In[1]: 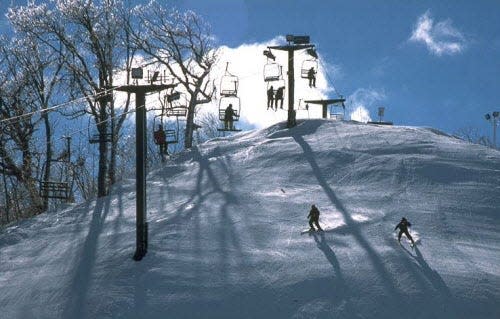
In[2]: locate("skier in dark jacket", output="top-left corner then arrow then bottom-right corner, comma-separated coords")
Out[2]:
394,217 -> 415,245
307,204 -> 323,231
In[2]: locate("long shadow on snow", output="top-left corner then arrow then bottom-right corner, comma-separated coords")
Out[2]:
62,197 -> 111,319
311,232 -> 358,316
152,146 -> 246,297
399,243 -> 460,317
289,129 -> 407,312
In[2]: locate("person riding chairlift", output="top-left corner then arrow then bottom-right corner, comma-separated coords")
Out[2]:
154,124 -> 168,155
307,67 -> 316,88
224,104 -> 236,130
267,86 -> 274,110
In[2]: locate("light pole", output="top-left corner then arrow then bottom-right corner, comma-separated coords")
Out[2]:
484,111 -> 499,148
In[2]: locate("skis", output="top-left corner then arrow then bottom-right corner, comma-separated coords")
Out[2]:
399,238 -> 420,249
300,228 -> 325,235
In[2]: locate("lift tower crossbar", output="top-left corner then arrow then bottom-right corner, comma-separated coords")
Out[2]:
115,83 -> 176,261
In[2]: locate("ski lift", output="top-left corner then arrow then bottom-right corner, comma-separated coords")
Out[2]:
163,91 -> 188,117
264,63 -> 283,82
329,103 -> 345,121
263,49 -> 283,82
220,62 -> 239,96
153,114 -> 178,146
39,138 -> 72,200
217,96 -> 241,132
267,81 -> 286,110
88,116 -> 113,144
301,59 -> 318,79
266,64 -> 285,90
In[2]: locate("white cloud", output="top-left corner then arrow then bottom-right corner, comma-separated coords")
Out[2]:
347,88 -> 386,123
409,11 -> 466,56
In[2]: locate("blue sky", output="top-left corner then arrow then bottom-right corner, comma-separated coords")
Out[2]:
2,0 -> 500,138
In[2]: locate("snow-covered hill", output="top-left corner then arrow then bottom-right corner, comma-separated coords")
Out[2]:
1,119 -> 499,319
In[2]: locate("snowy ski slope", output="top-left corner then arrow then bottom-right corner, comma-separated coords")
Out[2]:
1,119 -> 499,319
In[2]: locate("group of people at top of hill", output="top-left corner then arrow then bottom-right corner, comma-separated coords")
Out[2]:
307,204 -> 416,246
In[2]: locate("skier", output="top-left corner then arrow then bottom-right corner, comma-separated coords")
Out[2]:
394,217 -> 415,246
307,204 -> 323,231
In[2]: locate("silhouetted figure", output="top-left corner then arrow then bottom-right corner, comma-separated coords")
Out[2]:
153,124 -> 168,155
307,67 -> 316,87
267,86 -> 274,110
224,104 -> 236,130
275,86 -> 284,110
307,204 -> 323,231
394,217 -> 415,245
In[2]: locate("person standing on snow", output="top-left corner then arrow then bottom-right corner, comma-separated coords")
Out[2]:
394,217 -> 415,245
308,204 -> 323,231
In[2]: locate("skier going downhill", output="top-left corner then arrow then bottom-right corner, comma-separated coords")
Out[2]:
394,217 -> 415,246
307,204 -> 323,231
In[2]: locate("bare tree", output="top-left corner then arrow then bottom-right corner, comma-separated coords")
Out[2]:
8,0 -> 134,197
130,1 -> 219,149
0,38 -> 44,215
194,111 -> 222,144
453,126 -> 492,147
10,35 -> 65,209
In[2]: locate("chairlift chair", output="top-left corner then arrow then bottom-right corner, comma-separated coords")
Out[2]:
39,159 -> 70,200
217,96 -> 242,132
329,104 -> 345,121
163,91 -> 188,117
263,62 -> 283,82
267,81 -> 286,110
220,62 -> 239,96
267,80 -> 286,95
301,59 -> 318,79
153,115 -> 178,145
88,116 -> 113,144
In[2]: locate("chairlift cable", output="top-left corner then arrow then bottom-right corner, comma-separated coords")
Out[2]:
317,58 -> 342,98
32,100 -> 154,154
0,85 -> 126,126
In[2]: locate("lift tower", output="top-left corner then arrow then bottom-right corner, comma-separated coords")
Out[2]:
268,35 -> 315,128
115,68 -> 176,261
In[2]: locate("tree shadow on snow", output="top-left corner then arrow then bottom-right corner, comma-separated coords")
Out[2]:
151,146 -> 247,299
291,130 -> 408,313
62,197 -> 111,319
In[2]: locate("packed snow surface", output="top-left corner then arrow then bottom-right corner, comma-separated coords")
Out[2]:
1,120 -> 499,318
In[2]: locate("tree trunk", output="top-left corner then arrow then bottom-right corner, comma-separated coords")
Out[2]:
2,170 -> 9,223
184,98 -> 197,149
97,100 -> 109,197
42,112 -> 51,210
108,102 -> 116,186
